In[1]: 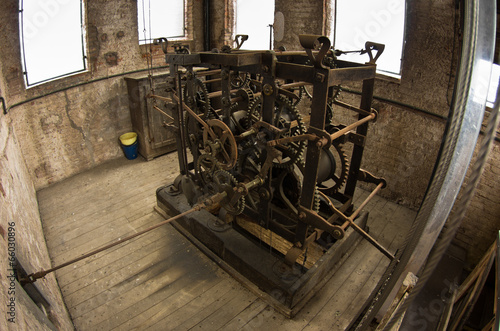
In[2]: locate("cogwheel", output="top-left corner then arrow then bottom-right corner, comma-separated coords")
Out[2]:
230,71 -> 250,88
313,185 -> 321,212
212,170 -> 246,215
195,154 -> 219,185
318,143 -> 350,195
234,87 -> 255,111
183,78 -> 211,119
299,84 -> 313,101
245,95 -> 307,168
329,85 -> 342,102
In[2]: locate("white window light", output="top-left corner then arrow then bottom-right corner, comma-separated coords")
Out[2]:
333,0 -> 406,77
138,0 -> 185,45
235,0 -> 275,50
19,0 -> 87,87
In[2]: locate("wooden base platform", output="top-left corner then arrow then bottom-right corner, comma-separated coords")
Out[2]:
38,153 -> 416,330
157,188 -> 368,317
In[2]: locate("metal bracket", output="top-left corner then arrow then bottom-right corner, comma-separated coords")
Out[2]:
153,37 -> 169,54
347,132 -> 366,146
358,169 -> 387,188
234,34 -> 249,50
364,41 -> 385,64
298,206 -> 345,240
299,34 -> 331,69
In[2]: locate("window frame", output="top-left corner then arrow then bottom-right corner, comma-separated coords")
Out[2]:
19,0 -> 88,87
331,0 -> 407,79
234,0 -> 276,50
137,0 -> 187,45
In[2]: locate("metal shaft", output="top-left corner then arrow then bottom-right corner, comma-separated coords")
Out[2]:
22,192 -> 226,284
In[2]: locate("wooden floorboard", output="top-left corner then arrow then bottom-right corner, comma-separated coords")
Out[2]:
37,153 -> 416,330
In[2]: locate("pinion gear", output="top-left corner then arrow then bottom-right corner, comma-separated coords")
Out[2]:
212,170 -> 245,215
245,95 -> 307,168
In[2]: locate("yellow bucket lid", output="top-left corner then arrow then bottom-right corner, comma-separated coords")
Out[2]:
119,132 -> 137,146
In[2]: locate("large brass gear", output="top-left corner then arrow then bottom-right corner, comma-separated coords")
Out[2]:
245,95 -> 307,169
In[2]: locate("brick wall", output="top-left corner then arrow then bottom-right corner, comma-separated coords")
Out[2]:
0,115 -> 74,330
275,0 -> 500,265
0,0 -> 203,189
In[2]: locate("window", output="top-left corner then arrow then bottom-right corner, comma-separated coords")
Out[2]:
235,0 -> 275,50
333,0 -> 406,77
19,0 -> 87,87
137,0 -> 185,45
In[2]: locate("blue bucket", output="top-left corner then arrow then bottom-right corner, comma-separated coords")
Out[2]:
121,141 -> 138,160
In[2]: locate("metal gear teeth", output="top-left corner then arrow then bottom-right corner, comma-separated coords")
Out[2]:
244,95 -> 307,169
213,170 -> 246,215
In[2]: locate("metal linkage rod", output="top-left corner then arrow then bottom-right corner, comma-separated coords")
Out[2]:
280,81 -> 311,89
330,112 -> 376,142
21,192 -> 227,284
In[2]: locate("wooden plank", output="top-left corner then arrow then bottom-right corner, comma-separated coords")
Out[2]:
71,243 -> 218,329
45,193 -> 158,250
50,212 -> 164,265
189,289 -> 258,330
54,221 -> 170,279
67,238 -> 194,319
59,229 -> 181,297
38,157 -> 175,222
220,300 -> 269,330
243,239 -> 386,330
110,276 -> 225,331
43,179 -> 162,238
138,276 -> 236,330
148,286 -> 242,330
236,216 -> 324,269
38,159 -> 175,223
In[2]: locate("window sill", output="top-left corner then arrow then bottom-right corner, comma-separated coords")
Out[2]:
375,72 -> 401,84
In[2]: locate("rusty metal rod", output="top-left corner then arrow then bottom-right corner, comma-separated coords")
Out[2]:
207,89 -> 239,99
330,112 -> 376,141
324,181 -> 393,260
205,78 -> 222,84
280,81 -> 311,89
231,96 -> 244,103
196,69 -> 222,76
350,181 -> 385,220
171,93 -> 212,136
21,193 -> 226,284
148,94 -> 173,103
333,99 -> 372,116
152,105 -> 174,121
346,216 -> 395,260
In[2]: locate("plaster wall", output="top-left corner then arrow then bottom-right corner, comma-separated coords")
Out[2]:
0,115 -> 74,330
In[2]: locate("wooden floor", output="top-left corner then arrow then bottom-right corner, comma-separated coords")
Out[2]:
37,153 -> 416,331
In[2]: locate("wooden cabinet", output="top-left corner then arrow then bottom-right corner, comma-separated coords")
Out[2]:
125,71 -> 176,160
